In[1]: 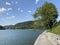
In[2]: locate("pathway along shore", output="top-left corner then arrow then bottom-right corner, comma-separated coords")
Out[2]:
34,31 -> 60,45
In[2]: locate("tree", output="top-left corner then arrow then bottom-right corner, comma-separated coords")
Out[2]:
33,2 -> 58,29
0,25 -> 5,30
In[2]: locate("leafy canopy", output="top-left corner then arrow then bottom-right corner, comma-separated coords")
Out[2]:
33,2 -> 58,29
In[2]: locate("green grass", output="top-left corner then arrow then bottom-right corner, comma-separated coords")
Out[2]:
47,24 -> 60,35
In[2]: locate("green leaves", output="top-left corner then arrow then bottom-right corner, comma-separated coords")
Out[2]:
33,2 -> 58,29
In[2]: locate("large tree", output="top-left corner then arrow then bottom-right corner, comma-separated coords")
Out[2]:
33,2 -> 58,29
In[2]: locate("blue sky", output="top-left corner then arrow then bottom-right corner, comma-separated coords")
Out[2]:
0,0 -> 60,26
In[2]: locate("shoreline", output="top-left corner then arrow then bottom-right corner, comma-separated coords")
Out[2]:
34,31 -> 60,45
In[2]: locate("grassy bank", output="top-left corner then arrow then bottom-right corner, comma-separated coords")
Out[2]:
47,24 -> 60,35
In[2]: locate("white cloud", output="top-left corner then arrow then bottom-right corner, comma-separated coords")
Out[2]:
28,10 -> 32,13
20,10 -> 23,12
6,13 -> 9,15
15,1 -> 18,4
6,2 -> 11,5
0,7 -> 13,13
35,0 -> 39,4
10,16 -> 15,18
0,8 -> 6,13
18,8 -> 20,11
7,8 -> 12,11
7,16 -> 15,19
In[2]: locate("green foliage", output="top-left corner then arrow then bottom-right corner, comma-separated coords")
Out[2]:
0,25 -> 5,30
47,23 -> 60,35
15,21 -> 34,29
33,20 -> 45,30
33,2 -> 58,29
4,25 -> 15,29
4,21 -> 44,29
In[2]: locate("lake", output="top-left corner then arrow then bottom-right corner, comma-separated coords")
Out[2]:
0,30 -> 44,45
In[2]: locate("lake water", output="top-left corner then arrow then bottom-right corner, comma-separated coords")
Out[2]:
0,30 -> 44,45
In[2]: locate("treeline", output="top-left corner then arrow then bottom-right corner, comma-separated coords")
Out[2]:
0,25 -> 5,30
0,21 -> 60,30
4,21 -> 44,29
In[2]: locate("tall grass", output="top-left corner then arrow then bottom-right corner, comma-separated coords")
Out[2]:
47,24 -> 60,35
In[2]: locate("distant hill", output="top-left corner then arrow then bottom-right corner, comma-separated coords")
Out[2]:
4,25 -> 15,29
15,21 -> 34,29
4,21 -> 44,29
0,25 -> 5,30
4,21 -> 34,29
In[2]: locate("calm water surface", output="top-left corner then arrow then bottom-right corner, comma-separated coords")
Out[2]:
0,30 -> 44,45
